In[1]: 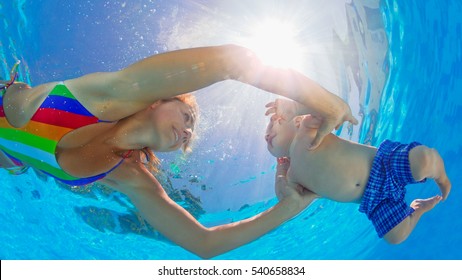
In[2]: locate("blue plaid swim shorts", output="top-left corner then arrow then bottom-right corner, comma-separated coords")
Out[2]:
359,140 -> 426,238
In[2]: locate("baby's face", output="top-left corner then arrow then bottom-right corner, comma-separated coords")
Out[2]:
265,117 -> 297,157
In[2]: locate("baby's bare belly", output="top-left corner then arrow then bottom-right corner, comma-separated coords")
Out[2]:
294,172 -> 367,203
289,134 -> 376,203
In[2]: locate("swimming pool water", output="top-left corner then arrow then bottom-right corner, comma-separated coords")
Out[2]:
1,0 -> 461,260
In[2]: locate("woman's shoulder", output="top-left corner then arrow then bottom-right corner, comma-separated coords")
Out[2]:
103,150 -> 159,191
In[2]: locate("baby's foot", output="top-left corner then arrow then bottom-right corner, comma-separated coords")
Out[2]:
410,196 -> 442,213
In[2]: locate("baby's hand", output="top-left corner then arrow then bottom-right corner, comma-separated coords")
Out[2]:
265,98 -> 298,121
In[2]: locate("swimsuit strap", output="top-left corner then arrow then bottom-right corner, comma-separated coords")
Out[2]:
141,147 -> 151,162
122,149 -> 151,165
121,148 -> 151,163
122,150 -> 134,159
100,150 -> 134,178
0,60 -> 21,95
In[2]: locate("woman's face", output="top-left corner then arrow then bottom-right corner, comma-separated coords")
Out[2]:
149,100 -> 196,152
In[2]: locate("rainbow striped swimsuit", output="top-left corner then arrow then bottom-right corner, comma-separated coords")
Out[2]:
0,83 -> 121,185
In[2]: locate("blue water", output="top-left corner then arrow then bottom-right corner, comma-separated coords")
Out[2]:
1,0 -> 461,260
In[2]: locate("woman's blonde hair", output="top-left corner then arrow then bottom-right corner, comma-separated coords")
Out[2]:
143,93 -> 199,174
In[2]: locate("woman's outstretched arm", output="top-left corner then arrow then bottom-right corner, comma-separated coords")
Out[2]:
70,45 -> 356,144
6,45 -> 357,145
105,157 -> 316,259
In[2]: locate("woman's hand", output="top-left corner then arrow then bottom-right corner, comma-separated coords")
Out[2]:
311,99 -> 357,150
274,157 -> 319,212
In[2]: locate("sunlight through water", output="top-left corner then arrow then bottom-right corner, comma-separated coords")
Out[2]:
240,19 -> 305,69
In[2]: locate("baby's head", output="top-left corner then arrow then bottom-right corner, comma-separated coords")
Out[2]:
265,116 -> 301,157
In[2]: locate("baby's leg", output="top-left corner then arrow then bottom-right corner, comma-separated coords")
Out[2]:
384,196 -> 441,244
409,146 -> 451,200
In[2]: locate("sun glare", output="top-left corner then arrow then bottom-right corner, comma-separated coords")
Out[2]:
242,19 -> 305,69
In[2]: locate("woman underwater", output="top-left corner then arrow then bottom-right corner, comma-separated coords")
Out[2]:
0,44 -> 357,258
